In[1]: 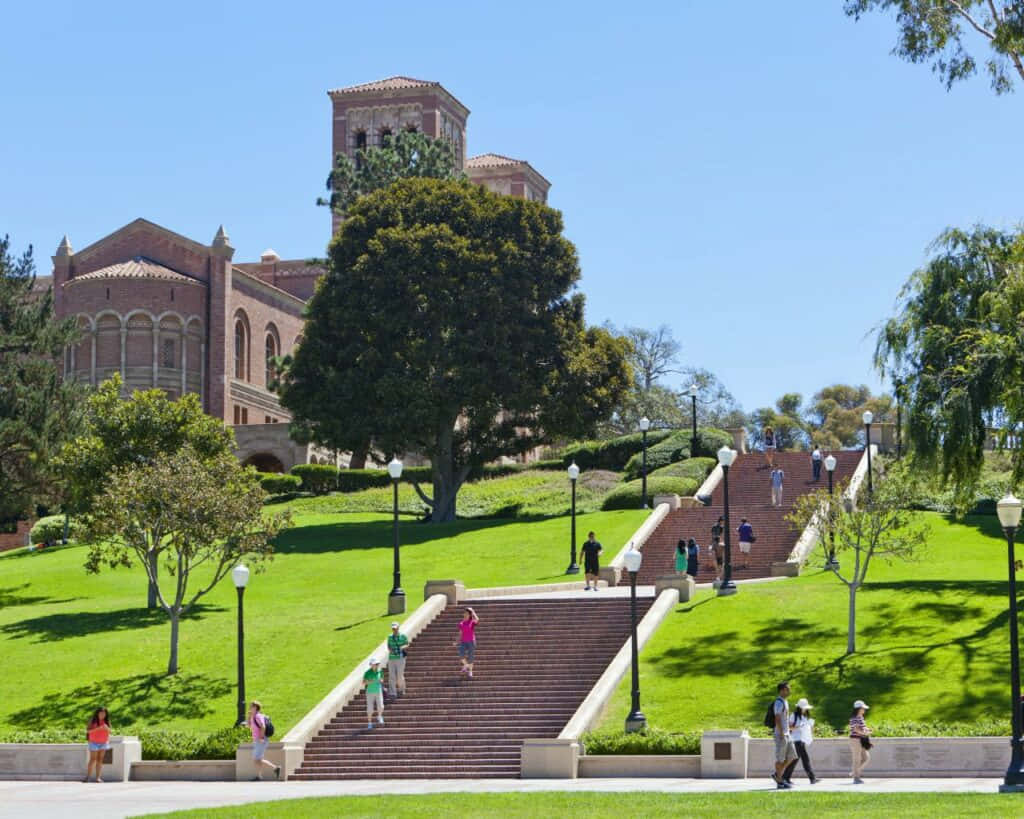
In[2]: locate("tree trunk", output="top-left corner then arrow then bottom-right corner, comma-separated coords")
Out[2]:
847,583 -> 858,655
167,610 -> 180,675
147,550 -> 158,609
431,419 -> 458,523
349,440 -> 370,470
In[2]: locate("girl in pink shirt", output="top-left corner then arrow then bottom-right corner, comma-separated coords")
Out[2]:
84,707 -> 111,783
454,607 -> 480,678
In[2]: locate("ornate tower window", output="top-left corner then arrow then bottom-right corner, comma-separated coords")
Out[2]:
265,330 -> 279,386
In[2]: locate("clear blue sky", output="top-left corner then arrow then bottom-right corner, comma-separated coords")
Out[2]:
3,1 -> 1022,413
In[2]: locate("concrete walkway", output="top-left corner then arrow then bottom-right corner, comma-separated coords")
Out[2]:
0,777 -> 1005,819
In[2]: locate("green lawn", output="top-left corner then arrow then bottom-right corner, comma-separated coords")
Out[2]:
0,508 -> 644,737
595,512 -> 1017,738
138,791 -> 1014,818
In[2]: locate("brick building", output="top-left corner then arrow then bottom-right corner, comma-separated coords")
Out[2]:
52,77 -> 549,473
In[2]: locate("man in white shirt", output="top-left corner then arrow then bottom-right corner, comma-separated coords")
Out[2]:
811,446 -> 822,481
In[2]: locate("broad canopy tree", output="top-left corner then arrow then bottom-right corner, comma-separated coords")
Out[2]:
0,236 -> 81,521
280,177 -> 631,522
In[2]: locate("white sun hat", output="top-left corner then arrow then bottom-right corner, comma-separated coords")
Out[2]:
853,699 -> 869,710
795,698 -> 813,709
368,657 -> 381,666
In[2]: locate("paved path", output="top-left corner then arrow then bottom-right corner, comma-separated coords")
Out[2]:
0,777 -> 1004,819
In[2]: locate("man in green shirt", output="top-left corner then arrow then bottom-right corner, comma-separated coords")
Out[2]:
387,621 -> 409,700
362,657 -> 384,730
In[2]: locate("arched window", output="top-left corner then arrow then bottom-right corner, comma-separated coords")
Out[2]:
234,313 -> 249,380
265,330 -> 278,386
379,127 -> 392,146
355,130 -> 367,150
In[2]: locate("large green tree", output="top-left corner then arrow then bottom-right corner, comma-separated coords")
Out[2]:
61,375 -> 236,606
280,177 -> 631,522
806,384 -> 894,449
876,225 -> 1024,509
0,236 -> 80,522
845,0 -> 1024,94
83,446 -> 289,675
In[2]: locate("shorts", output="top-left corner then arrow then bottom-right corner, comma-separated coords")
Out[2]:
458,641 -> 476,662
774,735 -> 797,764
252,738 -> 269,760
687,561 -> 699,576
87,741 -> 109,752
739,541 -> 752,554
584,559 -> 600,575
715,556 -> 724,567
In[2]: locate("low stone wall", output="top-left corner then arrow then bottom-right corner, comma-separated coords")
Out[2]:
0,736 -> 140,781
130,760 -> 235,781
579,754 -> 700,778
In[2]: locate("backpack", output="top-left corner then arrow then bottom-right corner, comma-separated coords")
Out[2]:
764,698 -> 782,728
263,714 -> 275,738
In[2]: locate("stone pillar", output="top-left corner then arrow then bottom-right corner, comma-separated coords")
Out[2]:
119,325 -> 127,383
208,226 -> 235,421
700,730 -> 749,778
423,579 -> 464,605
151,325 -> 159,387
180,328 -> 187,396
521,738 -> 579,779
655,574 -> 695,602
90,329 -> 97,385
50,235 -> 72,319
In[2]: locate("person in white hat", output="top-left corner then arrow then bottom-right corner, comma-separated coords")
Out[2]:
362,657 -> 385,730
387,621 -> 409,700
789,698 -> 818,784
849,700 -> 872,783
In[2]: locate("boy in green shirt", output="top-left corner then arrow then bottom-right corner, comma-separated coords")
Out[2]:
387,621 -> 409,700
362,657 -> 384,730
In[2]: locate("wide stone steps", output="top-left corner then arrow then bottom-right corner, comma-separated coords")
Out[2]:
292,597 -> 653,780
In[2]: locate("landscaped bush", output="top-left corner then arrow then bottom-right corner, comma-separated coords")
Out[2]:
649,457 -> 716,482
623,432 -> 690,480
559,430 -> 674,471
600,475 -> 699,510
525,459 -> 567,471
581,727 -> 702,755
335,466 -> 433,492
28,515 -> 81,544
692,427 -> 733,458
290,464 -> 339,495
258,473 -> 302,496
0,725 -> 250,760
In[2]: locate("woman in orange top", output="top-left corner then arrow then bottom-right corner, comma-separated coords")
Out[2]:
85,707 -> 112,783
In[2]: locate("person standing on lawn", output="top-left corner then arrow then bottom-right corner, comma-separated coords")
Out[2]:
387,621 -> 409,701
84,707 -> 112,783
581,531 -> 603,591
247,701 -> 281,780
363,658 -> 385,730
771,681 -> 798,789
455,607 -> 480,677
849,699 -> 872,784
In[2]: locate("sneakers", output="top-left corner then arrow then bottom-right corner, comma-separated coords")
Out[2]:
777,781 -> 793,790
809,777 -> 819,784
853,777 -> 865,784
367,721 -> 374,730
378,716 -> 385,725
274,766 -> 281,780
584,585 -> 591,591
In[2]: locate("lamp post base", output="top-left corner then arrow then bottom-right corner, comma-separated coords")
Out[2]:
999,784 -> 1024,793
625,712 -> 647,734
565,564 -> 580,575
388,591 -> 406,615
717,582 -> 738,597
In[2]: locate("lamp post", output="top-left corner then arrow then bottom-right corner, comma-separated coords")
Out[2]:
862,411 -> 874,498
566,462 -> 580,574
825,454 -> 837,568
387,457 -> 405,615
623,547 -> 646,733
998,494 -> 1024,791
231,564 -> 250,727
717,445 -> 738,596
639,416 -> 651,509
688,384 -> 698,456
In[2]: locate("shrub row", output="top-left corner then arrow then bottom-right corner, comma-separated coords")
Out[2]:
558,430 -> 674,472
0,725 -> 250,760
28,515 -> 82,544
581,728 -> 702,756
600,475 -> 700,510
623,431 -> 690,480
256,472 -> 302,496
649,457 -> 716,482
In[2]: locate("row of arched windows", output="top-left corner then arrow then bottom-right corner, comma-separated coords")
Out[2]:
233,311 -> 280,387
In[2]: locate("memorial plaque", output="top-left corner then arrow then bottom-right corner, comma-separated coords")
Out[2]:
714,742 -> 731,761
923,746 -> 952,769
893,745 -> 921,770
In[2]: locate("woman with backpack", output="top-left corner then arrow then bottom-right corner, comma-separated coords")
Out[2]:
247,700 -> 281,781
849,699 -> 872,784
789,698 -> 818,784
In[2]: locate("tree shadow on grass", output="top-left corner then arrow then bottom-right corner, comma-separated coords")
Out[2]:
1,604 -> 223,644
273,517 -> 518,556
8,671 -> 232,729
0,583 -> 82,609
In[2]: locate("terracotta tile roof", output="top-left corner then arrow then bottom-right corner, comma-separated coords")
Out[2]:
328,76 -> 438,95
67,257 -> 199,285
466,153 -> 527,169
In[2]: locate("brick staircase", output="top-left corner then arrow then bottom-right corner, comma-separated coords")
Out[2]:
292,596 -> 654,779
622,450 -> 862,586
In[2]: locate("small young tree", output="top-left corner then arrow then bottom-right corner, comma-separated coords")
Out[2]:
788,465 -> 929,654
82,446 -> 291,675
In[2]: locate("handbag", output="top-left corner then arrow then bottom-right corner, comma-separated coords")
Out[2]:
859,736 -> 873,750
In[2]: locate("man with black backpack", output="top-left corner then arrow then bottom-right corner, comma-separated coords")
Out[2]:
767,681 -> 798,789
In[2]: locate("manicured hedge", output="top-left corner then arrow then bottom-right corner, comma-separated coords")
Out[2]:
582,727 -> 702,755
28,515 -> 81,544
558,430 -> 674,472
290,464 -> 339,495
623,431 -> 690,480
0,726 -> 250,760
258,473 -> 302,496
524,459 -> 567,471
691,427 -> 734,458
649,456 -> 716,482
600,475 -> 700,510
335,466 -> 433,493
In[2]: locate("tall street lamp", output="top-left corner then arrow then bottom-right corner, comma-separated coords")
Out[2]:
825,454 -> 837,568
623,547 -> 647,733
566,462 -> 580,574
232,564 -> 250,727
688,384 -> 699,456
998,494 -> 1024,791
388,457 -> 405,615
717,445 -> 738,596
639,416 -> 651,509
862,411 -> 874,498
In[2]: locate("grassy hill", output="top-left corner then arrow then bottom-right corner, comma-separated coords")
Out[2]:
594,511 -> 1016,739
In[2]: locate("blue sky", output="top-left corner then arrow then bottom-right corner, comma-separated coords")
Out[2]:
3,1 -> 1022,413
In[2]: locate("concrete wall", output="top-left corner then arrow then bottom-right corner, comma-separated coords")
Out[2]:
0,737 -> 140,781
130,760 -> 235,781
